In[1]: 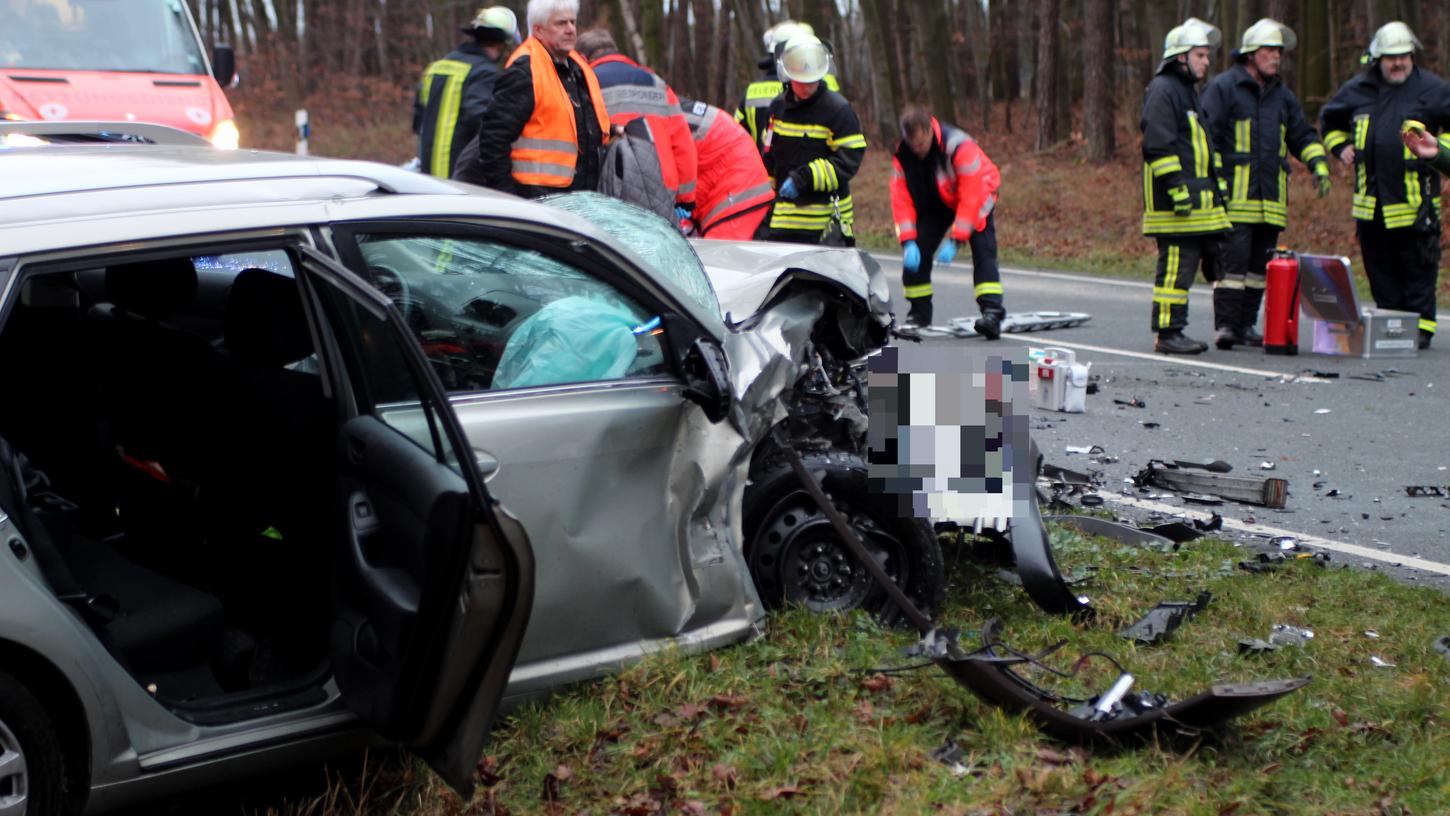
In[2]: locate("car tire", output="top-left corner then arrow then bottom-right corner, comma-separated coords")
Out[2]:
0,670 -> 68,816
744,451 -> 944,623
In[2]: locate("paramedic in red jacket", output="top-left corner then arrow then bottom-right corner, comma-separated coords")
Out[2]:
677,96 -> 775,240
890,105 -> 1006,338
577,29 -> 698,220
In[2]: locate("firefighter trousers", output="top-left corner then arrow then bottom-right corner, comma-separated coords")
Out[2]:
1151,234 -> 1222,334
1357,219 -> 1441,339
902,210 -> 1004,323
1214,223 -> 1278,332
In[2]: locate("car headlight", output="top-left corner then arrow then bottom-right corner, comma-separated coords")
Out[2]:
209,118 -> 240,150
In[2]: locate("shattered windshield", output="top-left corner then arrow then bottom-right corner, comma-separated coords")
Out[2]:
540,191 -> 721,318
0,0 -> 207,74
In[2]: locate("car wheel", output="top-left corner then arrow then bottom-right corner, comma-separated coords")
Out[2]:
744,451 -> 944,622
0,671 -> 67,816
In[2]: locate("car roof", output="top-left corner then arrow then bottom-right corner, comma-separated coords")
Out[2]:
0,145 -> 725,339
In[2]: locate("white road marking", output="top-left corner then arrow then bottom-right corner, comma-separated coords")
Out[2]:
1102,491 -> 1450,577
995,335 -> 1332,383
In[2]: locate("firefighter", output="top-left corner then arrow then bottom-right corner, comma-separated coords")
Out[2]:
412,6 -> 517,178
452,0 -> 610,198
1140,17 -> 1231,355
1320,21 -> 1450,349
576,29 -> 698,219
890,104 -> 1005,337
733,20 -> 840,154
759,34 -> 867,246
678,96 -> 775,240
1201,18 -> 1330,350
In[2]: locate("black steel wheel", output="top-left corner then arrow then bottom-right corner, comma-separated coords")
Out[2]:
744,451 -> 944,621
0,670 -> 67,816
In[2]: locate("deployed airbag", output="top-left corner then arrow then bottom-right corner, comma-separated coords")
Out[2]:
492,296 -> 641,389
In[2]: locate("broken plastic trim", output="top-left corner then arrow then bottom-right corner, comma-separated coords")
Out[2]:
923,620 -> 1310,742
1118,591 -> 1211,645
1043,515 -> 1176,549
1014,449 -> 1094,617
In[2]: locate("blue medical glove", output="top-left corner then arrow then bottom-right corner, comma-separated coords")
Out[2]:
936,237 -> 957,265
778,176 -> 799,200
675,206 -> 692,222
902,240 -> 921,272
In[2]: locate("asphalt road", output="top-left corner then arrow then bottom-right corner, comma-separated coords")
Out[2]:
869,251 -> 1450,591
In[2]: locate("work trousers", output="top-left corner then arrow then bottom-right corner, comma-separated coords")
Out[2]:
902,209 -> 1004,320
1214,223 -> 1278,332
1357,219 -> 1441,338
1151,234 -> 1222,334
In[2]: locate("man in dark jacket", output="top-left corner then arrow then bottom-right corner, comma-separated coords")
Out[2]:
1320,21 -> 1450,349
760,34 -> 866,245
413,6 -> 516,178
452,0 -> 610,199
1201,18 -> 1329,349
1140,18 -> 1231,355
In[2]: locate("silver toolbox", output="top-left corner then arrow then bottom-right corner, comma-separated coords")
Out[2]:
1299,254 -> 1419,358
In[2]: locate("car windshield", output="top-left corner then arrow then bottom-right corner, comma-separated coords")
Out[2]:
540,191 -> 721,318
0,0 -> 207,74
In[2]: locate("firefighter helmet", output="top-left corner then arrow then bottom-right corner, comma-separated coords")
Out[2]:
1240,18 -> 1296,54
1162,17 -> 1221,60
461,6 -> 517,41
777,34 -> 832,84
1368,21 -> 1421,58
762,21 -> 815,56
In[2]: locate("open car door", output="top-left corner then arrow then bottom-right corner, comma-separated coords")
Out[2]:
296,246 -> 535,796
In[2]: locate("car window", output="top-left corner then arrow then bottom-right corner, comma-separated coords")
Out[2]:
354,233 -> 670,394
539,192 -> 721,318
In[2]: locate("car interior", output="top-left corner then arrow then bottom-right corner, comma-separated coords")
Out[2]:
0,249 -> 337,723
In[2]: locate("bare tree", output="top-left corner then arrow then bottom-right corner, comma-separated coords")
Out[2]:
1034,0 -> 1062,148
1084,0 -> 1115,161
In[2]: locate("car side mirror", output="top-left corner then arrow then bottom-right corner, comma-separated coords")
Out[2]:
681,337 -> 731,423
212,44 -> 237,87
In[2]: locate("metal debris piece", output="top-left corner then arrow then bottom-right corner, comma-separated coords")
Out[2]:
1140,421 -> 1161,429
1135,461 -> 1288,508
1406,485 -> 1450,497
1042,463 -> 1098,486
1182,493 -> 1226,505
1065,445 -> 1105,456
1143,512 -> 1223,544
1315,408 -> 1332,414
1273,536 -> 1300,551
1259,461 -> 1277,471
1364,630 -> 1380,639
1369,655 -> 1397,668
1042,514 -> 1176,548
1268,625 -> 1314,647
1113,398 -> 1147,408
1238,638 -> 1279,654
1119,591 -> 1212,645
1171,459 -> 1234,473
924,621 -> 1310,742
1080,494 -> 1104,507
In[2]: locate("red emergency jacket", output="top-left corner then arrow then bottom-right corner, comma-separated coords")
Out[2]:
679,98 -> 775,235
589,53 -> 698,206
890,117 -> 999,242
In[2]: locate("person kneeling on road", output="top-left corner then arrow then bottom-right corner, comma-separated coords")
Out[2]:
890,104 -> 1004,338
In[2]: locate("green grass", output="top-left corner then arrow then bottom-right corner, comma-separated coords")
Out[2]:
290,526 -> 1450,815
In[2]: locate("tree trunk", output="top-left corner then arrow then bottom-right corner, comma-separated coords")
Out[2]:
917,0 -> 956,118
1034,0 -> 1061,148
1084,0 -> 1115,161
862,0 -> 904,136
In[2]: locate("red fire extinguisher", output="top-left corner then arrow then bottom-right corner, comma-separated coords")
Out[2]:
1264,248 -> 1300,355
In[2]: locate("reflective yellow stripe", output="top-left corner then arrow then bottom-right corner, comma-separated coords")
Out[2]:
1301,143 -> 1326,163
1352,193 -> 1377,221
828,133 -> 867,149
1188,112 -> 1210,177
1142,208 -> 1232,235
1420,318 -> 1437,334
1324,130 -> 1350,151
772,121 -> 832,139
974,282 -> 1003,297
1216,278 -> 1246,290
422,59 -> 473,177
904,283 -> 933,298
1148,155 -> 1182,176
746,80 -> 782,101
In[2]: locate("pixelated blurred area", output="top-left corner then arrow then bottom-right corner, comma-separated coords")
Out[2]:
867,346 -> 1032,525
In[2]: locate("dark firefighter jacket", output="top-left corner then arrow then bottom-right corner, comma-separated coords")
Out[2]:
1140,60 -> 1231,236
732,65 -> 841,154
762,83 -> 866,234
413,42 -> 501,178
1201,63 -> 1327,228
452,42 -> 608,198
1320,65 -> 1450,230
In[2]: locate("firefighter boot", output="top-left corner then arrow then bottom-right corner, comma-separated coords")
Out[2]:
1213,286 -> 1240,350
973,307 -> 1005,340
1156,330 -> 1209,355
903,297 -> 933,329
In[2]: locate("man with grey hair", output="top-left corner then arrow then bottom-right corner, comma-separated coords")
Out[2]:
453,0 -> 611,198
1320,21 -> 1450,349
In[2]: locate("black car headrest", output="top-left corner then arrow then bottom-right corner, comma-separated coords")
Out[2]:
224,268 -> 313,367
105,257 -> 198,320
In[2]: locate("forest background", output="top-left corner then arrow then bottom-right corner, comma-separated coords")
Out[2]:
193,0 -> 1450,285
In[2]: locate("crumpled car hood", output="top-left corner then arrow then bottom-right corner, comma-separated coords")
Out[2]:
691,240 -> 893,329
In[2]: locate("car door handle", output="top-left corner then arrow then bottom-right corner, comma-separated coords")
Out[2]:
474,449 -> 499,480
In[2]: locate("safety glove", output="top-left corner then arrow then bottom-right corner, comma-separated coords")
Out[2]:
1169,184 -> 1192,216
936,237 -> 957,265
902,240 -> 921,272
778,176 -> 800,200
1314,164 -> 1332,198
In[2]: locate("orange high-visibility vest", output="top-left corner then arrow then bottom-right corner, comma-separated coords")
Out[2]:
506,37 -> 611,189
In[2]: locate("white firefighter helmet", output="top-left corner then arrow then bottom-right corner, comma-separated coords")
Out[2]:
461,6 -> 517,40
1368,21 -> 1421,58
777,33 -> 832,84
1240,18 -> 1296,54
762,20 -> 815,55
1163,17 -> 1221,60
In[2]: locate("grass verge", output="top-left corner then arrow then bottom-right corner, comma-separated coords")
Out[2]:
283,525 -> 1450,815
